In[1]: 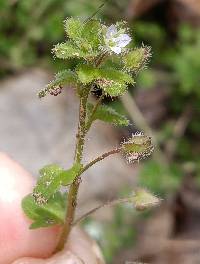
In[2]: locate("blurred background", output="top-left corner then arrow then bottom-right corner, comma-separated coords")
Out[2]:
1,0 -> 200,263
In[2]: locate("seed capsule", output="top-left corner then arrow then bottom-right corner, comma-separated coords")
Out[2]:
133,188 -> 161,211
121,133 -> 154,163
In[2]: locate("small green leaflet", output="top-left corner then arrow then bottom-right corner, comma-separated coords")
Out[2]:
22,192 -> 67,229
76,64 -> 134,96
38,70 -> 77,98
22,163 -> 82,229
33,163 -> 82,204
53,42 -> 87,59
64,18 -> 103,55
80,20 -> 103,50
103,82 -> 127,97
76,64 -> 134,85
64,18 -> 84,41
61,163 -> 83,185
87,103 -> 129,126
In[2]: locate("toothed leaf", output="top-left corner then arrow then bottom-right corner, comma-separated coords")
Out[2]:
61,163 -> 83,185
88,103 -> 129,126
22,192 -> 67,229
53,41 -> 87,59
22,193 -> 41,221
64,18 -> 103,54
64,18 -> 84,40
76,64 -> 134,85
33,164 -> 64,203
38,70 -> 77,98
81,20 -> 103,50
33,163 -> 82,204
102,82 -> 128,97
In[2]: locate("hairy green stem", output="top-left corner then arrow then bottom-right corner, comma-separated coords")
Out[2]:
81,147 -> 121,175
85,93 -> 104,131
55,53 -> 108,252
74,89 -> 90,163
55,88 -> 89,252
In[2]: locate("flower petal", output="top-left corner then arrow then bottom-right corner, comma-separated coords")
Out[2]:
114,34 -> 131,48
110,46 -> 122,54
106,24 -> 118,38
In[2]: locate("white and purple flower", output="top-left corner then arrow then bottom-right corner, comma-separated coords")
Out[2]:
104,24 -> 131,54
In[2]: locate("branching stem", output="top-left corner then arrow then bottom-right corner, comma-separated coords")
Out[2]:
55,51 -> 109,252
81,147 -> 121,174
73,197 -> 131,226
85,93 -> 104,131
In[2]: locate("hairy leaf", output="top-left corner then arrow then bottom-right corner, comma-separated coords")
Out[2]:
103,82 -> 128,97
61,163 -> 83,186
76,64 -> 134,85
53,41 -> 86,59
22,192 -> 67,229
64,18 -> 103,54
33,163 -> 82,204
77,64 -> 134,96
33,164 -> 64,203
81,20 -> 103,50
21,193 -> 40,221
38,70 -> 77,98
64,18 -> 84,40
88,103 -> 129,126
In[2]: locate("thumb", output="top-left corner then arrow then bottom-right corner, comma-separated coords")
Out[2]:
12,227 -> 105,264
0,153 -> 60,264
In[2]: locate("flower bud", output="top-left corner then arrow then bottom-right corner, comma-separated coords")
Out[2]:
133,188 -> 161,211
38,85 -> 63,98
123,45 -> 152,73
49,85 -> 63,96
121,133 -> 154,163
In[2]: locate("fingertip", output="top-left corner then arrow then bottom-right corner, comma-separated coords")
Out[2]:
0,154 -> 60,264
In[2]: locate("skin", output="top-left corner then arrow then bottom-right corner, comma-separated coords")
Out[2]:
0,153 -> 104,264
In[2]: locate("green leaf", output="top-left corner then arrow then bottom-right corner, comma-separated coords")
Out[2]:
33,163 -> 82,204
77,64 -> 134,84
61,163 -> 83,186
100,68 -> 134,85
21,193 -> 40,221
22,192 -> 67,229
64,18 -> 84,41
53,41 -> 86,59
33,164 -> 64,203
38,70 -> 77,98
81,20 -> 103,50
29,219 -> 52,229
64,18 -> 103,54
103,82 -> 128,97
88,103 -> 129,126
76,64 -> 134,95
76,64 -> 96,84
34,192 -> 66,225
55,19 -> 103,61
